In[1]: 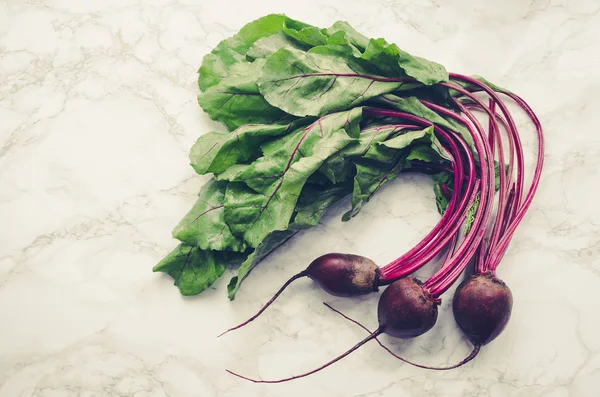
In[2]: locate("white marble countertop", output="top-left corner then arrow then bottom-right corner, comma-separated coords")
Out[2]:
2,1 -> 599,396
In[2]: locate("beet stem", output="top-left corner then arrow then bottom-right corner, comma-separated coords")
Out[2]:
323,303 -> 481,370
487,92 -> 544,270
363,110 -> 477,281
226,327 -> 383,383
424,91 -> 498,296
218,270 -> 308,338
450,74 -> 526,216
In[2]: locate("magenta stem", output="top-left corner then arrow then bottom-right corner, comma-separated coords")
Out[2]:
450,75 -> 526,252
363,109 -> 476,281
423,91 -> 496,297
487,92 -> 544,270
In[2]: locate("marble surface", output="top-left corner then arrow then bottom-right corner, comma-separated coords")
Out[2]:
1,0 -> 600,396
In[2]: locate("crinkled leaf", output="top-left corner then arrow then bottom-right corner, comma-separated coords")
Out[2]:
406,144 -> 446,163
451,75 -> 511,97
198,14 -> 311,91
344,126 -> 443,220
231,108 -> 361,192
259,108 -> 360,159
258,47 -> 406,117
464,193 -> 480,234
283,26 -> 328,47
226,230 -> 297,300
432,171 -> 453,215
326,31 -> 363,57
306,43 -> 371,65
325,21 -> 370,52
153,244 -> 231,296
223,109 -> 360,247
384,126 -> 447,159
291,183 -> 351,229
319,124 -> 404,183
189,121 -> 295,175
198,48 -> 244,93
171,180 -> 246,252
400,84 -> 461,112
360,38 -> 448,85
473,76 -> 510,93
198,59 -> 289,131
227,182 -> 350,299
247,32 -> 309,60
343,157 -> 406,221
372,95 -> 473,147
214,164 -> 252,181
364,126 -> 443,163
224,130 -> 352,247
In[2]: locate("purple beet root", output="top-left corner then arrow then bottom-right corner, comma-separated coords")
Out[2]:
378,277 -> 439,338
452,272 -> 513,346
307,253 -> 380,297
218,253 -> 380,337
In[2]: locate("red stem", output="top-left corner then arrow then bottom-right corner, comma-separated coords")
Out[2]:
362,109 -> 476,281
423,91 -> 496,297
487,92 -> 544,270
450,74 -> 526,216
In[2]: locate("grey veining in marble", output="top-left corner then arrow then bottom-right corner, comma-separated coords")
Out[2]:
1,0 -> 599,396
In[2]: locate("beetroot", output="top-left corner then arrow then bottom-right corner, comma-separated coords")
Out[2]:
308,253 -> 380,297
313,273 -> 510,373
218,253 -> 381,337
452,273 -> 513,346
377,277 -> 438,338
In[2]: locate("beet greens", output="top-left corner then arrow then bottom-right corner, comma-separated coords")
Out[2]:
151,13 -> 544,381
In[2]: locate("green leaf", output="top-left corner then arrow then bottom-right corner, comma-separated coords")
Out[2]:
198,48 -> 244,93
223,109 -> 360,247
360,38 -> 448,85
198,14 -> 308,91
214,164 -> 252,181
319,125 -> 394,184
325,31 -> 363,57
257,47 -> 406,117
343,157 -> 405,221
247,32 -> 309,60
364,126 -> 444,163
325,21 -> 370,52
464,193 -> 480,234
227,182 -> 351,299
450,75 -> 511,97
197,59 -> 289,130
432,171 -> 453,215
233,107 -> 361,191
171,180 -> 246,252
291,183 -> 351,229
344,126 -> 444,220
494,161 -> 508,192
406,144 -> 446,163
153,244 -> 231,296
283,26 -> 328,47
372,95 -> 473,147
227,229 -> 297,300
189,121 -> 295,175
